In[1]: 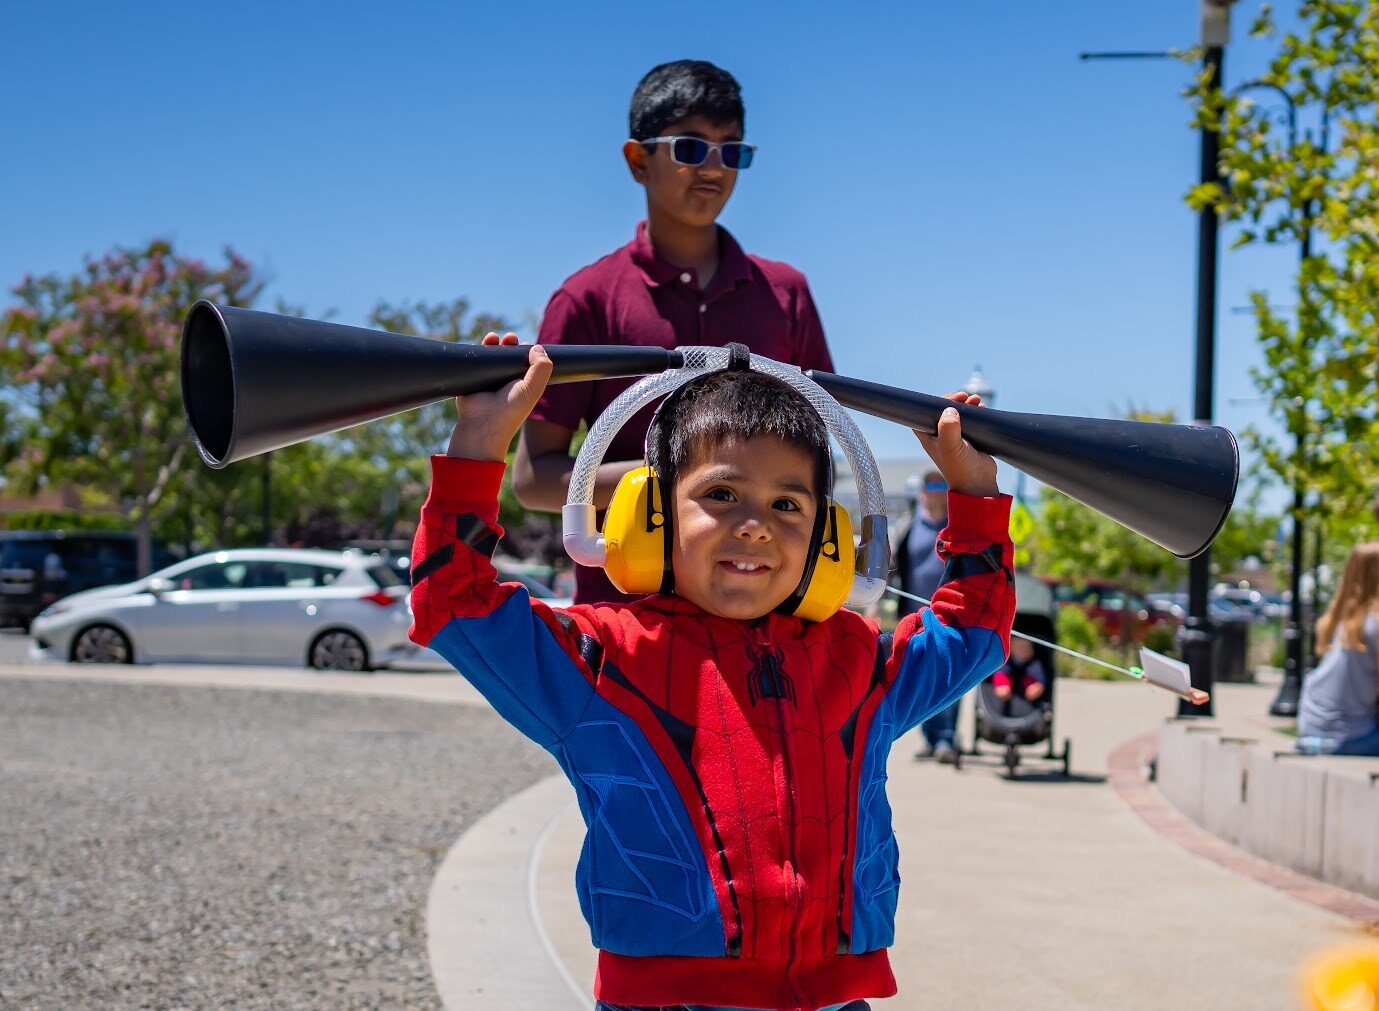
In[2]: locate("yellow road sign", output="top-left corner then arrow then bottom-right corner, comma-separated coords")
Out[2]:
1009,501 -> 1035,544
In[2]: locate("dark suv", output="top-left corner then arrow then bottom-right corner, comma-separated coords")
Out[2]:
0,531 -> 142,631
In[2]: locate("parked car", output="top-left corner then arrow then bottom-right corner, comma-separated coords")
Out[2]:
30,548 -> 412,671
399,558 -> 575,671
1043,578 -> 1178,644
1212,584 -> 1285,623
1147,590 -> 1263,623
342,538 -> 573,607
1146,591 -> 1187,621
0,531 -> 177,632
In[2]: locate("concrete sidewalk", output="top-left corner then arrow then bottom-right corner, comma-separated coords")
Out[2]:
437,676 -> 1369,1010
9,660 -> 1367,1008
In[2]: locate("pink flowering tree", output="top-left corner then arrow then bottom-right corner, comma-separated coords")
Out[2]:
1,240 -> 264,574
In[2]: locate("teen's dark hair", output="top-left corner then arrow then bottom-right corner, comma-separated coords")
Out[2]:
648,371 -> 829,500
629,60 -> 745,141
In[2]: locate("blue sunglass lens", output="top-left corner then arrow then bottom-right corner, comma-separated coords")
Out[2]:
721,143 -> 754,169
670,138 -> 711,165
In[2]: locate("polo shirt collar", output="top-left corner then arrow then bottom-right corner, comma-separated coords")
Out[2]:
629,220 -> 752,292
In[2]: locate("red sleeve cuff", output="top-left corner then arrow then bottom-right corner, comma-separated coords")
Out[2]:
943,492 -> 1013,545
425,455 -> 507,517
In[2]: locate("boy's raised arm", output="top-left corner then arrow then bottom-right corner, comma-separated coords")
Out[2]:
882,394 -> 1016,732
408,336 -> 602,748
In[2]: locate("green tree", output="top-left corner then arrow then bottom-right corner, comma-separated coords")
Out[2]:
162,298 -> 528,556
1031,403 -> 1280,654
352,299 -> 530,533
1,240 -> 263,573
1187,1 -> 1379,553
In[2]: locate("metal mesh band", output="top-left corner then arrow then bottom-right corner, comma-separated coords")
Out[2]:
566,347 -> 887,519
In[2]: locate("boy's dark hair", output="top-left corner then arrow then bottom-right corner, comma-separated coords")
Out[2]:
629,60 -> 745,141
648,370 -> 830,500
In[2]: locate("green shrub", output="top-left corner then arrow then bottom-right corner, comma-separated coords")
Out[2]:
1056,604 -> 1101,657
1054,605 -> 1125,680
0,510 -> 128,531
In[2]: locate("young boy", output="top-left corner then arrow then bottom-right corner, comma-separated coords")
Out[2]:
411,336 -> 1014,1011
513,59 -> 835,606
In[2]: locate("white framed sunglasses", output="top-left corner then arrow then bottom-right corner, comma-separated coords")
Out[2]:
638,135 -> 757,170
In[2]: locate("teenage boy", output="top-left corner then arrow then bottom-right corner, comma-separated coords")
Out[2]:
513,59 -> 836,604
411,334 -> 1014,1011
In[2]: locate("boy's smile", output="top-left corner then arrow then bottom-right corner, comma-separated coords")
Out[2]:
670,434 -> 819,620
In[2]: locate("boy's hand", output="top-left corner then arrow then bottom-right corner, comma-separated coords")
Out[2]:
446,333 -> 553,461
914,392 -> 999,497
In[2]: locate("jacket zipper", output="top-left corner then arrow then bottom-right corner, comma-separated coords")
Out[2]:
760,634 -> 808,1008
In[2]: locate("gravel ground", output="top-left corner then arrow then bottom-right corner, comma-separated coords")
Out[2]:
0,678 -> 553,1010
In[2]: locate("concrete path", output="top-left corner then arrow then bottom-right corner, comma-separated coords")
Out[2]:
0,656 -> 487,707
10,659 -> 1369,1009
441,676 -> 1370,1010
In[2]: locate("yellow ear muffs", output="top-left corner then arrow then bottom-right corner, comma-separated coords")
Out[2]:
788,501 -> 856,623
602,465 -> 671,595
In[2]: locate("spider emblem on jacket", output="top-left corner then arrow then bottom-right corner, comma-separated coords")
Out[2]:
747,645 -> 797,708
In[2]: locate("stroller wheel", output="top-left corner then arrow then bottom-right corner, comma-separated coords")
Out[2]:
1062,739 -> 1072,777
1004,743 -> 1019,778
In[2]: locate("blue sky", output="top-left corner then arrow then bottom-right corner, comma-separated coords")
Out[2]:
2,1 -> 1309,508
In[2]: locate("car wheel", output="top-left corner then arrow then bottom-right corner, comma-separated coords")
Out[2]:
71,624 -> 133,664
309,630 -> 370,672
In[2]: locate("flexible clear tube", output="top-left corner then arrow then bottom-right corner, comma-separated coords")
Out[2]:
567,347 -> 886,516
562,348 -> 890,603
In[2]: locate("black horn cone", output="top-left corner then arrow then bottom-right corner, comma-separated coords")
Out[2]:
181,302 -> 682,468
807,370 -> 1239,559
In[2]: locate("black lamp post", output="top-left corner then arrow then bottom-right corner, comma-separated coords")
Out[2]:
1227,81 -> 1330,717
1082,0 -> 1236,717
1229,80 -> 1304,716
1177,0 -> 1239,718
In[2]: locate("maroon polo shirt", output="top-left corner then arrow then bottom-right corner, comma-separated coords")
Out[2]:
530,221 -> 835,604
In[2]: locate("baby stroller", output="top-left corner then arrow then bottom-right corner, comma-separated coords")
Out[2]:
966,576 -> 1071,778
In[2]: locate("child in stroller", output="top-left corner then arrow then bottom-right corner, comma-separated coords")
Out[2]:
993,635 -> 1046,702
967,585 -> 1071,777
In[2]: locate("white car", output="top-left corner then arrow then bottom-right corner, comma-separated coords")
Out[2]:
30,548 -> 417,671
399,559 -> 574,670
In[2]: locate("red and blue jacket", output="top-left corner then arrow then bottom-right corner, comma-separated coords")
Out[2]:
409,456 -> 1015,1011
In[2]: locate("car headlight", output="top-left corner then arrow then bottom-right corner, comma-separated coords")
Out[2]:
35,602 -> 71,621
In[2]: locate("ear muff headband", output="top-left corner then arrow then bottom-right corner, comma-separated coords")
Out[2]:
563,346 -> 890,616
640,373 -> 837,608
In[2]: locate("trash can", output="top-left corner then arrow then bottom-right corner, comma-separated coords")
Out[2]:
1214,616 -> 1252,682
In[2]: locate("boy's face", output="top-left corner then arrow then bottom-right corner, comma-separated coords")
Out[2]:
1010,637 -> 1034,662
626,115 -> 742,230
670,433 -> 818,621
